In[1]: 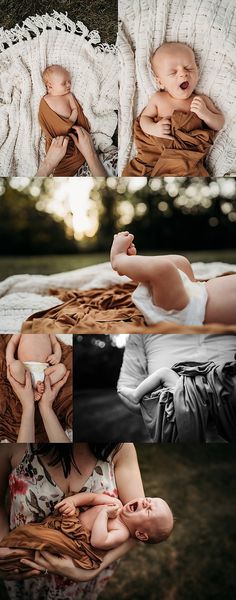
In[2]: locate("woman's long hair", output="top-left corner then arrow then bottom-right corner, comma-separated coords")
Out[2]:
30,444 -> 122,478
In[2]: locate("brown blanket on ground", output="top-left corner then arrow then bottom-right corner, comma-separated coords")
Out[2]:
0,336 -> 72,442
0,509 -> 103,572
38,96 -> 90,176
122,110 -> 216,177
21,282 -> 236,335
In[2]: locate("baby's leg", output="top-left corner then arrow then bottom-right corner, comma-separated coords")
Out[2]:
165,255 -> 195,281
150,258 -> 189,311
117,390 -> 141,413
9,360 -> 27,384
45,363 -> 67,385
205,275 -> 236,324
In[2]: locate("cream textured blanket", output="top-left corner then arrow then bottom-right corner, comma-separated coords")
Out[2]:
118,0 -> 236,176
0,261 -> 235,332
0,11 -> 118,176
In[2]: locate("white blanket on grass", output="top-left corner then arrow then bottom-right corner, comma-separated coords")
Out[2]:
0,11 -> 117,176
118,0 -> 236,176
0,260 -> 235,333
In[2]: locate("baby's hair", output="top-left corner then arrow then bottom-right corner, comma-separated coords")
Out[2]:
143,502 -> 174,545
42,64 -> 68,86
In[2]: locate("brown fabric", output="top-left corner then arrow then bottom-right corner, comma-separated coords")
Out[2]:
122,111 -> 216,177
38,96 -> 90,176
0,337 -> 72,442
0,509 -> 103,571
21,281 -> 236,335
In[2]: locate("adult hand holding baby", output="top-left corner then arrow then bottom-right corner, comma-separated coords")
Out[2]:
38,371 -> 71,443
70,126 -> 107,176
36,136 -> 69,176
7,366 -> 35,443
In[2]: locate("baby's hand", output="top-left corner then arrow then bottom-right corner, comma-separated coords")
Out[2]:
190,96 -> 208,120
104,505 -> 121,519
47,354 -> 58,366
55,498 -> 76,516
152,118 -> 174,140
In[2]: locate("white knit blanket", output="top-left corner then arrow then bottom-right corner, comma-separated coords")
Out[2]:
118,0 -> 236,176
0,260 -> 235,333
0,11 -> 118,176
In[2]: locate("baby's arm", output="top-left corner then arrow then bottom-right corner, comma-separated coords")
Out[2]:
90,506 -> 129,550
55,492 -> 121,516
190,95 -> 224,131
140,93 -> 173,139
47,335 -> 62,365
5,334 -> 21,365
68,93 -> 78,123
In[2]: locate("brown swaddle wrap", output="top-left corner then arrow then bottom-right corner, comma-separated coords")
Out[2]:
0,336 -> 72,442
0,509 -> 103,571
122,110 -> 216,177
38,96 -> 90,176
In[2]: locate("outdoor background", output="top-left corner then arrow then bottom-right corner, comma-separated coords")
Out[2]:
0,445 -> 235,600
0,0 -> 117,45
73,334 -> 150,442
0,176 -> 236,282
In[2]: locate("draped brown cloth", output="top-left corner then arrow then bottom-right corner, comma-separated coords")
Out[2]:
0,509 -> 103,572
122,111 -> 216,177
140,360 -> 236,443
38,96 -> 90,176
21,282 -> 236,335
0,336 -> 72,442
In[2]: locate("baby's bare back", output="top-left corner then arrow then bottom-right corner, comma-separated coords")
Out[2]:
17,334 -> 52,362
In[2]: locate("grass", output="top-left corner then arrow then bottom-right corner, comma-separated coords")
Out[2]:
0,445 -> 235,600
0,249 -> 236,282
0,0 -> 117,44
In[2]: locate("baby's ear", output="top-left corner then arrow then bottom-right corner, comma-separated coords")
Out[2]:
135,529 -> 149,542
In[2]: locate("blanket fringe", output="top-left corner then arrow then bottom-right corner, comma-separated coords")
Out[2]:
0,11 -> 116,54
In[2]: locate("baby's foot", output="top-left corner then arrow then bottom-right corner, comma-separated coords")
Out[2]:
110,232 -> 136,268
36,381 -> 45,395
118,386 -> 140,404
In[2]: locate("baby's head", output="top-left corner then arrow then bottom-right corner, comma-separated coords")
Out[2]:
151,42 -> 198,99
42,65 -> 72,96
121,497 -> 174,544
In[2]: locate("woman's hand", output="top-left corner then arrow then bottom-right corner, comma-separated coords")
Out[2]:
38,371 -> 70,412
0,548 -> 41,580
70,127 -> 107,176
20,550 -> 98,582
7,366 -> 35,411
36,136 -> 69,176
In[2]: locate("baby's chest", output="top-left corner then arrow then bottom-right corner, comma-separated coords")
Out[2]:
51,96 -> 72,118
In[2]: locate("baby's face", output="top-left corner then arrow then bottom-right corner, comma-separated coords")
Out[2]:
47,68 -> 72,96
152,43 -> 198,99
121,497 -> 173,541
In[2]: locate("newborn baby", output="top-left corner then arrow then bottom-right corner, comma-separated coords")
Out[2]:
118,367 -> 179,412
0,492 -> 174,573
39,65 -> 90,176
6,334 -> 66,401
123,42 -> 224,177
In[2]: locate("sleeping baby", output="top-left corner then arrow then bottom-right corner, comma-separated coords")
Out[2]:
6,334 -> 66,401
39,65 -> 90,176
123,42 -> 224,177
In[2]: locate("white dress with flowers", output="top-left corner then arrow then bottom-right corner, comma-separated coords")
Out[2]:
5,446 -> 118,600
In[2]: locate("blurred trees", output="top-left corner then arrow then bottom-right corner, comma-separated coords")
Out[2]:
89,177 -> 236,251
0,178 -> 77,255
74,335 -> 124,388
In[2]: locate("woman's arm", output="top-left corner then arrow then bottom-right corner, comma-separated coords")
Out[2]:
114,443 -> 145,504
70,126 -> 107,176
38,373 -> 71,443
6,367 -> 35,443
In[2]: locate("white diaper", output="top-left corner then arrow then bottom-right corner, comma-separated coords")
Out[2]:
23,361 -> 49,388
132,269 -> 208,326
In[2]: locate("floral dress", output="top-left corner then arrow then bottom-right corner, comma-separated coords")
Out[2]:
5,446 -> 118,600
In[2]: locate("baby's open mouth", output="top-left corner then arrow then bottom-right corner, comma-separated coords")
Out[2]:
129,501 -> 138,512
180,81 -> 189,90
